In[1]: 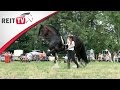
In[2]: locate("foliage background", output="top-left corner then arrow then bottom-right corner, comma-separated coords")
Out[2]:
7,11 -> 120,55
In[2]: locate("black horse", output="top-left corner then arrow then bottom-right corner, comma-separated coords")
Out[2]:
38,25 -> 65,61
38,24 -> 89,68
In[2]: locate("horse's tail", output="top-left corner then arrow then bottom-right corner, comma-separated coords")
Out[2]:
74,36 -> 89,64
80,44 -> 89,64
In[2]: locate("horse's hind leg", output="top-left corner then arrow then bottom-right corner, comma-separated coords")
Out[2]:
77,55 -> 86,67
80,59 -> 86,67
72,59 -> 79,68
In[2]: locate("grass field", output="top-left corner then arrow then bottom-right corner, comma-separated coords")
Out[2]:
0,60 -> 120,79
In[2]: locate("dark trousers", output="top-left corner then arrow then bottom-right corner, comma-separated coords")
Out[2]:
67,50 -> 75,61
67,50 -> 79,68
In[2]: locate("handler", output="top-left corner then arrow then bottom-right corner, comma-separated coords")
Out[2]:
66,35 -> 79,69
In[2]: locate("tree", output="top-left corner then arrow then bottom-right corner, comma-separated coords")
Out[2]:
7,11 -> 120,54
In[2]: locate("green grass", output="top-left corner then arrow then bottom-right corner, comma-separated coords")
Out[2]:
0,60 -> 120,79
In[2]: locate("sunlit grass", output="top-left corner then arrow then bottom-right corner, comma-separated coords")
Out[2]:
0,60 -> 120,79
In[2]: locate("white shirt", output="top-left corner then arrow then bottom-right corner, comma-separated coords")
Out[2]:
67,40 -> 75,51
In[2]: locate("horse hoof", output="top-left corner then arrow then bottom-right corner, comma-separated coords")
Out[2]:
77,66 -> 80,68
54,61 -> 56,63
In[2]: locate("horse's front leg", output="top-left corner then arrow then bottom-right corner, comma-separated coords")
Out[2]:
47,49 -> 57,63
47,49 -> 60,68
52,52 -> 58,63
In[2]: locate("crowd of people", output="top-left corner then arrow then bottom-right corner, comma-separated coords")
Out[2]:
98,53 -> 112,62
97,52 -> 120,62
0,52 -> 13,63
19,50 -> 48,62
1,50 -> 120,63
0,50 -> 48,62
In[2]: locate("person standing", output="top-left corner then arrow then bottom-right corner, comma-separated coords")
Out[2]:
4,52 -> 10,63
98,53 -> 103,62
113,52 -> 118,62
66,35 -> 79,69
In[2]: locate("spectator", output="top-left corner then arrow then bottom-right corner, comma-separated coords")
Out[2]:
98,53 -> 103,62
105,53 -> 111,62
118,53 -> 120,62
39,51 -> 47,61
4,52 -> 11,63
113,52 -> 118,62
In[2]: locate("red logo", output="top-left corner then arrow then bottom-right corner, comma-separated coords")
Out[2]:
16,17 -> 26,24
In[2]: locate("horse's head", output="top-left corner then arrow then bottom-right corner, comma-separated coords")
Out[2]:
38,25 -> 49,39
38,25 -> 60,40
38,25 -> 64,49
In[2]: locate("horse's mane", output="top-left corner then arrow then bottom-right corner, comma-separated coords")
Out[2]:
46,25 -> 61,36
